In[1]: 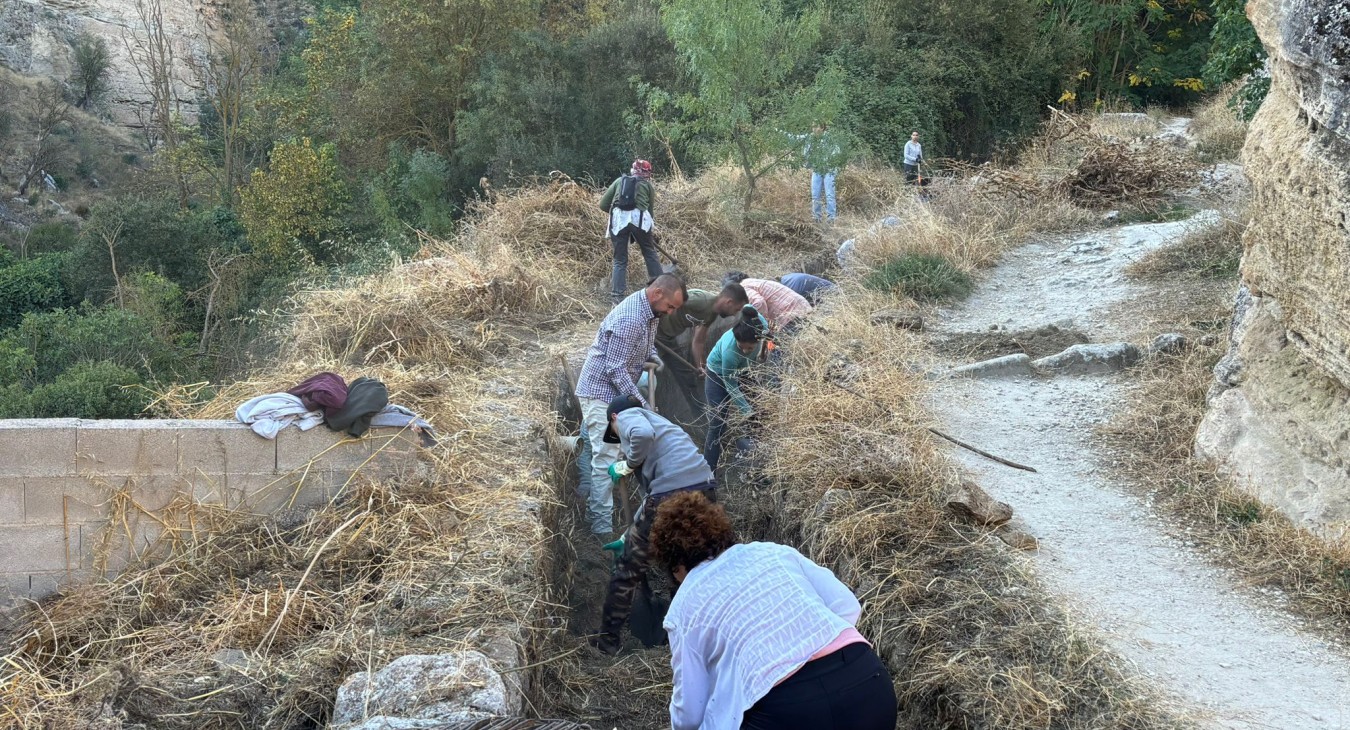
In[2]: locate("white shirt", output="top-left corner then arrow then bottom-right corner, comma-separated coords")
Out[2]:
904,140 -> 923,165
609,207 -> 654,235
234,393 -> 324,439
663,542 -> 862,730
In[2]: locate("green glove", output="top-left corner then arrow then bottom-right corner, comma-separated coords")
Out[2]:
608,461 -> 634,484
602,534 -> 626,554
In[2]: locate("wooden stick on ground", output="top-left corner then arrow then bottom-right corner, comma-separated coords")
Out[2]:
826,379 -> 1039,473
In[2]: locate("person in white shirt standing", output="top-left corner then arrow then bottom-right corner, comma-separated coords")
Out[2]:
651,492 -> 897,730
600,159 -> 663,306
903,130 -> 924,184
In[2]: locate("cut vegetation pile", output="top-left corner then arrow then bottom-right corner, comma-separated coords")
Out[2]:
1060,140 -> 1196,203
755,293 -> 1185,730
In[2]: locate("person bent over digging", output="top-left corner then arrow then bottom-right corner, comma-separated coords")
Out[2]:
703,305 -> 769,474
575,274 -> 687,538
651,491 -> 897,730
589,395 -> 716,656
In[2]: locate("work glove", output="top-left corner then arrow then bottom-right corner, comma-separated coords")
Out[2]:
608,460 -> 635,484
602,533 -> 626,555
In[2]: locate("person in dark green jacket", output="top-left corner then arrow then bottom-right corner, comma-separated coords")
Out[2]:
600,159 -> 662,306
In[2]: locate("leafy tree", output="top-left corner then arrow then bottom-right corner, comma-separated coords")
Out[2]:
69,33 -> 112,109
1202,0 -> 1268,119
237,137 -> 348,264
659,0 -> 830,208
1,305 -> 192,384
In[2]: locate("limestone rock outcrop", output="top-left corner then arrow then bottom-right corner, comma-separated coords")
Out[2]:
1197,0 -> 1350,537
1,0 -> 303,129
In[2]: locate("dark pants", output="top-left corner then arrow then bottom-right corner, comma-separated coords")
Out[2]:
742,643 -> 897,730
703,371 -> 751,473
903,163 -> 919,183
600,482 -> 717,640
610,224 -> 663,304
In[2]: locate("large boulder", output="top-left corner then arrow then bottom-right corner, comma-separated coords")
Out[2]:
331,652 -> 513,729
1196,0 -> 1350,538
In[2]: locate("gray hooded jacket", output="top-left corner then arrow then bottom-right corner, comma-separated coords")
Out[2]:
613,408 -> 715,496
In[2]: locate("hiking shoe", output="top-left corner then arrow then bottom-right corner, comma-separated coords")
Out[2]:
588,632 -> 622,656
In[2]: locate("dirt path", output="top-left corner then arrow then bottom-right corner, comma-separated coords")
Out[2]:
929,211 -> 1350,729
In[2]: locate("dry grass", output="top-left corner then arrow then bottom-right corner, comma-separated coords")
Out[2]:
1127,214 -> 1246,281
1189,90 -> 1249,163
1104,340 -> 1350,636
1090,112 -> 1164,140
751,293 -> 1186,730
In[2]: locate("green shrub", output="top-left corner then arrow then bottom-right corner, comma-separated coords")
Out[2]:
3,305 -> 193,383
26,222 -> 79,253
0,253 -> 71,329
864,253 -> 975,302
24,361 -> 148,419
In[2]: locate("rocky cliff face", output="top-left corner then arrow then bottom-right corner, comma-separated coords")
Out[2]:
1197,0 -> 1350,537
1,0 -> 213,129
1,0 -> 302,131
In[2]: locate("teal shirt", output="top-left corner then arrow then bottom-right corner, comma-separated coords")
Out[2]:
705,313 -> 769,413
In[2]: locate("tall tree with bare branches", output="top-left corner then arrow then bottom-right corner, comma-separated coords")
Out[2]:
189,0 -> 267,205
15,83 -> 72,197
123,0 -> 190,206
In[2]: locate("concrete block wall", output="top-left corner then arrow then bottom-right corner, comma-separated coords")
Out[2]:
0,419 -> 425,609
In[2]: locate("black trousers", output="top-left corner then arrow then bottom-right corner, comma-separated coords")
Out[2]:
741,643 -> 897,730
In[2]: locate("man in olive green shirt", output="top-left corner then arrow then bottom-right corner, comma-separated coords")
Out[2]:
654,287 -> 720,423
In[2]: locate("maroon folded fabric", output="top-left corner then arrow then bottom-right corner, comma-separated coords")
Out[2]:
287,372 -> 348,417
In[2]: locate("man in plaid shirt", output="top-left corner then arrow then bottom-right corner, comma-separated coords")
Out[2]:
576,273 -> 687,536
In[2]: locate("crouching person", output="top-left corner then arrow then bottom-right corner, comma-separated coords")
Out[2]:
652,492 -> 898,730
590,395 -> 717,656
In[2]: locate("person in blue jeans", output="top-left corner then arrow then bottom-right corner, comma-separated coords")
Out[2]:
703,305 -> 769,473
803,123 -> 845,223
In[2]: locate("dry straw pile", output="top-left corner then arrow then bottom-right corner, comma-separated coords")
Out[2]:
753,292 -> 1186,730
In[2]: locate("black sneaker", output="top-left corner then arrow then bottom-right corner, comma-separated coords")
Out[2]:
588,632 -> 621,656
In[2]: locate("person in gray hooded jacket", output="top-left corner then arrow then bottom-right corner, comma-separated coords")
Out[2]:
590,395 -> 716,655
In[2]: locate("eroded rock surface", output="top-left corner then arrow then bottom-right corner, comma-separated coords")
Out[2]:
1197,0 -> 1350,537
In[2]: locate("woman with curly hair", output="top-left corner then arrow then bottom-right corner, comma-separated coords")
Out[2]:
651,492 -> 896,730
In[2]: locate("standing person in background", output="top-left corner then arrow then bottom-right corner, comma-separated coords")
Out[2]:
702,305 -> 769,473
652,491 -> 898,730
600,159 -> 662,306
903,131 -> 924,185
803,123 -> 846,224
575,274 -> 687,539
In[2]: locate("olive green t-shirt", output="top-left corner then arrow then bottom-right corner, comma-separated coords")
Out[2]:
659,288 -> 718,340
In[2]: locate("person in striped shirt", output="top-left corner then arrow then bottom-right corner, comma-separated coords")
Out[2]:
713,274 -> 813,334
574,273 -> 687,537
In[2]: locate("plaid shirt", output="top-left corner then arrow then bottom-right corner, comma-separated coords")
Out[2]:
576,289 -> 659,407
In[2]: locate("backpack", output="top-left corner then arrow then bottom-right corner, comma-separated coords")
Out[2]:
614,175 -> 640,211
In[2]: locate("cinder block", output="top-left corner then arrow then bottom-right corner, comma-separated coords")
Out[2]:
82,519 -> 164,574
0,419 -> 79,476
0,573 -> 30,602
29,570 -> 92,600
276,426 -> 370,473
0,480 -> 24,524
25,478 -> 112,524
179,423 -> 276,476
0,525 -> 76,573
185,473 -> 230,506
76,421 -> 179,475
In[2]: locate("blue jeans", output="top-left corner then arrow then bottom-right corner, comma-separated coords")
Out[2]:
703,371 -> 751,473
811,171 -> 836,221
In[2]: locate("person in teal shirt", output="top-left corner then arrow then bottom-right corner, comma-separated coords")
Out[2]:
703,305 -> 769,472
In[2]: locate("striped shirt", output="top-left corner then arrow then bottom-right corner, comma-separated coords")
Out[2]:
665,542 -> 863,730
741,278 -> 813,329
575,289 -> 659,407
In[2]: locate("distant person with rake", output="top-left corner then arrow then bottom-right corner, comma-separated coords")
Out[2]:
903,130 -> 924,185
588,395 -> 717,656
651,491 -> 897,730
575,274 -> 687,539
600,159 -> 662,306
